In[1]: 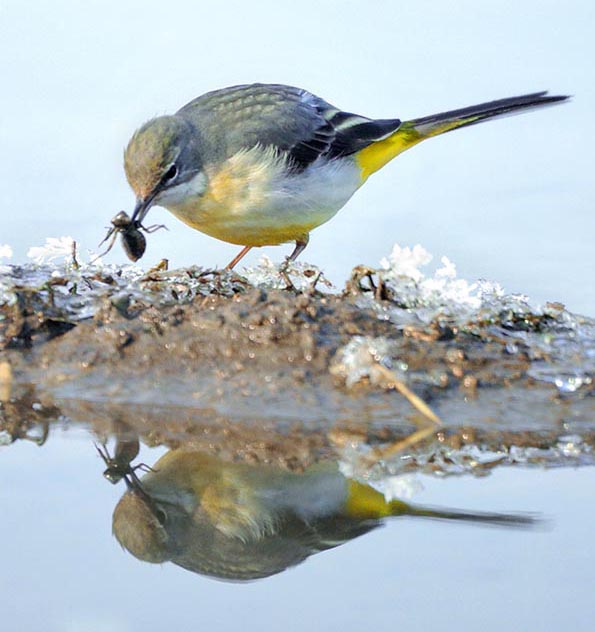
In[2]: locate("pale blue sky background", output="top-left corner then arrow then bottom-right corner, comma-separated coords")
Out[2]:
1,1 -> 593,312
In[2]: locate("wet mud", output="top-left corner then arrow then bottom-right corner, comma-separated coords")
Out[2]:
1,260 -> 593,473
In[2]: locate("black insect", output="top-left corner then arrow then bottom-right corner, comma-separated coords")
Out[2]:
98,211 -> 166,262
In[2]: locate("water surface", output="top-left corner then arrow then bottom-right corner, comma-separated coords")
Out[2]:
1,423 -> 593,632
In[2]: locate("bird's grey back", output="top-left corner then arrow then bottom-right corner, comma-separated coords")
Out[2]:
176,83 -> 401,169
176,84 -> 328,163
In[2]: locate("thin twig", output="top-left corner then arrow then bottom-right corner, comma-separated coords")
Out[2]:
363,363 -> 443,465
372,363 -> 442,424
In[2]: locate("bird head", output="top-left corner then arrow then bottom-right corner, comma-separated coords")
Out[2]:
112,487 -> 172,563
124,115 -> 206,224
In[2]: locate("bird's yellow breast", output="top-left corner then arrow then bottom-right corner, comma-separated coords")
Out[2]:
163,145 -> 361,247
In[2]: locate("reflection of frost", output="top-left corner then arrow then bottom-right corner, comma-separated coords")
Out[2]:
342,439 -> 595,482
338,460 -> 423,500
556,435 -> 585,458
381,473 -> 424,500
27,237 -> 75,265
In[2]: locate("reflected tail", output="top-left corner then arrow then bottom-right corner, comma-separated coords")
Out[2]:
345,480 -> 536,528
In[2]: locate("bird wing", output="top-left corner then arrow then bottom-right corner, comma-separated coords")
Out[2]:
177,83 -> 402,170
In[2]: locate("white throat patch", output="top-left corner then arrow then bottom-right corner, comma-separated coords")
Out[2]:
155,171 -> 208,207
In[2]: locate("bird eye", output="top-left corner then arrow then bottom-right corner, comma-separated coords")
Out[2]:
163,164 -> 178,182
155,507 -> 168,525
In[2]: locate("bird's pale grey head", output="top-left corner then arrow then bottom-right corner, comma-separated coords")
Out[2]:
124,115 -> 205,224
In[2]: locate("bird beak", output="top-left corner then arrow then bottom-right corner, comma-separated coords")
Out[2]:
131,195 -> 155,225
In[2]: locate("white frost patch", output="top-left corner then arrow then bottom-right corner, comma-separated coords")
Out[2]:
380,243 -> 507,311
242,255 -> 282,287
27,236 -> 76,265
380,244 -> 432,283
344,243 -> 595,396
0,245 -> 13,277
0,245 -> 13,259
243,255 -> 332,292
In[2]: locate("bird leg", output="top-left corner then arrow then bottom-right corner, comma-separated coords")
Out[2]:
225,236 -> 309,279
286,236 -> 309,264
225,245 -> 252,270
279,236 -> 310,289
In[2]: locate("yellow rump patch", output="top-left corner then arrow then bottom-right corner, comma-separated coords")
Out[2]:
356,117 -> 479,181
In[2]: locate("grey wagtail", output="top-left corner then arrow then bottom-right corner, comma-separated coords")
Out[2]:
111,449 -> 533,581
124,84 -> 569,269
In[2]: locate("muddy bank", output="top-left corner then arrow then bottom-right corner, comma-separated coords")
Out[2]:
1,257 -> 593,473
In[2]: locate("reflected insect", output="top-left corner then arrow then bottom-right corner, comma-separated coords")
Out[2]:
98,211 -> 166,261
95,438 -> 154,485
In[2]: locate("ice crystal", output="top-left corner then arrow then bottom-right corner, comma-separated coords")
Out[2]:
0,245 -> 13,260
27,237 -> 76,265
243,255 -> 332,292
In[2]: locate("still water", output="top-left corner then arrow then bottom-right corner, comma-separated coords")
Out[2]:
1,422 -> 593,632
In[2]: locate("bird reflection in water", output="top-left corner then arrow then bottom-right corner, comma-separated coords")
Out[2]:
98,437 -> 535,582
